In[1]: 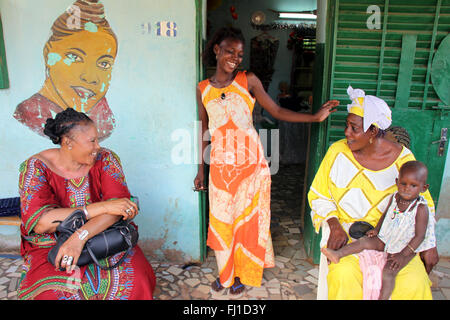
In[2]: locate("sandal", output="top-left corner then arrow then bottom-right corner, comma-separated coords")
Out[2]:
228,278 -> 245,299
210,278 -> 225,294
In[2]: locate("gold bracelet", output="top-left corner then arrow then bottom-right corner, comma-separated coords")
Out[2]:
407,244 -> 415,253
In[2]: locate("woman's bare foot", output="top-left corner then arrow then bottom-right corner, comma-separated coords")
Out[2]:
211,277 -> 224,292
321,247 -> 341,264
229,277 -> 245,295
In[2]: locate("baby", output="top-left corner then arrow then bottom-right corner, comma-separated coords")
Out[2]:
321,160 -> 432,300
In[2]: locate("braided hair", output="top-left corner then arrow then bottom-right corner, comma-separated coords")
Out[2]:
43,108 -> 93,144
202,27 -> 245,67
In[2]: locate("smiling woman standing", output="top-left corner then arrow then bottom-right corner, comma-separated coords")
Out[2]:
194,27 -> 339,296
14,0 -> 117,141
17,108 -> 156,300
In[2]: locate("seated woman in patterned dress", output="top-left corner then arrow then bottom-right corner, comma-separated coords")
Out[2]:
17,108 -> 156,300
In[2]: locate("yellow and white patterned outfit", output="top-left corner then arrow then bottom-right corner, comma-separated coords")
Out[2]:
308,139 -> 435,299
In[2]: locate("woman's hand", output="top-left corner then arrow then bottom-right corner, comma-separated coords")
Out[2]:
55,232 -> 86,273
194,170 -> 206,191
387,250 -> 413,271
99,198 -> 138,220
327,217 -> 348,250
313,100 -> 339,122
420,247 -> 439,274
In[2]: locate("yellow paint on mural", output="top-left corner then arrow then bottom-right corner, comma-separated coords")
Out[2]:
40,28 -> 117,113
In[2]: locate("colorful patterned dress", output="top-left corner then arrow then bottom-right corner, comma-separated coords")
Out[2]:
198,71 -> 274,288
17,148 -> 156,300
308,139 -> 435,299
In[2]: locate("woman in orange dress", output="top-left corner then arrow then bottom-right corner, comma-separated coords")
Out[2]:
194,27 -> 339,296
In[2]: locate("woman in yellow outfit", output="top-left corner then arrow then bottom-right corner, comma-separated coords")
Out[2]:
308,86 -> 438,299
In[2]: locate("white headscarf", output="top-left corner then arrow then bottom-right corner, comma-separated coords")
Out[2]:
347,86 -> 392,132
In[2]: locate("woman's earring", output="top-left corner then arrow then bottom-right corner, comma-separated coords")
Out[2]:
369,137 -> 373,144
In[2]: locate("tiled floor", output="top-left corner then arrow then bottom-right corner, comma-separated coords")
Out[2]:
152,165 -> 320,300
1,164 -> 449,300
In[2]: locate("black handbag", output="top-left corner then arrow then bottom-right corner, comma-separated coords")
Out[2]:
348,221 -> 374,239
48,209 -> 139,270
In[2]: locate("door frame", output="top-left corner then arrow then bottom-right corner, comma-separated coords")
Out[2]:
195,0 -> 208,262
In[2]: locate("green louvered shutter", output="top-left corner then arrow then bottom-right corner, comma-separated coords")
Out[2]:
305,0 -> 449,263
326,0 -> 450,202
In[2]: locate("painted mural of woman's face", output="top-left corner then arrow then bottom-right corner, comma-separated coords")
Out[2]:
44,27 -> 117,113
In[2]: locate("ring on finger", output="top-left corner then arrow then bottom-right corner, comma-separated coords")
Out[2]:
62,255 -> 68,264
125,208 -> 131,214
67,256 -> 73,266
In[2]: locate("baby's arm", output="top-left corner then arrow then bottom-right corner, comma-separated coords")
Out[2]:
406,204 -> 429,252
367,195 -> 393,237
387,204 -> 429,271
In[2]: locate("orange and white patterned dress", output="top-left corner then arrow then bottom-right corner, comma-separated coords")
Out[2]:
198,71 -> 275,288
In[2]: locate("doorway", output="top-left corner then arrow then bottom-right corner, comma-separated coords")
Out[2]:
203,0 -> 320,264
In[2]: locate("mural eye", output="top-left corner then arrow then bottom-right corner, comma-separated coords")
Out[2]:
65,53 -> 82,63
97,60 -> 112,70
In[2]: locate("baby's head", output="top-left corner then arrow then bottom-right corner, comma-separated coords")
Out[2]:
396,161 -> 429,201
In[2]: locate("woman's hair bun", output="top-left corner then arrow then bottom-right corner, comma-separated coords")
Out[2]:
43,117 -> 61,144
43,108 -> 93,145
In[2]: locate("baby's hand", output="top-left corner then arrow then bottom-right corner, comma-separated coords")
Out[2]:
366,229 -> 378,237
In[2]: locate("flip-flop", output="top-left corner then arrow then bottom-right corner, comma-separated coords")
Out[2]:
228,283 -> 245,299
210,278 -> 225,295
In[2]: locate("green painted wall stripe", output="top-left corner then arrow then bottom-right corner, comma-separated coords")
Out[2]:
0,15 -> 9,89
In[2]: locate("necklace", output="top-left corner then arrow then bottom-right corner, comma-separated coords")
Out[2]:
391,197 -> 418,219
397,197 -> 414,206
391,204 -> 403,219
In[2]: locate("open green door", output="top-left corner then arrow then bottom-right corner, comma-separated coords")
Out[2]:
304,0 -> 450,264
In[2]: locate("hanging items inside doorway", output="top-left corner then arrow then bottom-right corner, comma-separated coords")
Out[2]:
249,32 -> 279,92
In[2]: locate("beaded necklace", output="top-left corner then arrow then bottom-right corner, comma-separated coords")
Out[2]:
391,196 -> 419,219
